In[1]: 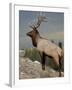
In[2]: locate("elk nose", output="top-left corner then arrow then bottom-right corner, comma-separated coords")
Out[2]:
26,32 -> 29,36
26,32 -> 31,36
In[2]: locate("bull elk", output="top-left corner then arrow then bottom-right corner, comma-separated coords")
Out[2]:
26,16 -> 63,77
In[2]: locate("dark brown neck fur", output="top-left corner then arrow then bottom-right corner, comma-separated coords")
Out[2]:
31,32 -> 40,47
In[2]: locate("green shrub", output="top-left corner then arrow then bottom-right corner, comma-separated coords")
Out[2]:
24,48 -> 41,62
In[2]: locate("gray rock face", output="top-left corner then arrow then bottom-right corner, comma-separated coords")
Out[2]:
19,57 -> 64,79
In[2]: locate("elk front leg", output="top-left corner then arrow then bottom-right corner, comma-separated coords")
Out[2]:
39,51 -> 46,70
42,52 -> 46,70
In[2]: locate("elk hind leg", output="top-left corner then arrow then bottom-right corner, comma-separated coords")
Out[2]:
53,55 -> 61,77
59,57 -> 62,77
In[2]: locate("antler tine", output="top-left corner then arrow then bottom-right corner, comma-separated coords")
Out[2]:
29,25 -> 35,29
36,16 -> 47,28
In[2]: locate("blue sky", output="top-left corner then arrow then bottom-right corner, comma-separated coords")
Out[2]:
19,10 -> 64,49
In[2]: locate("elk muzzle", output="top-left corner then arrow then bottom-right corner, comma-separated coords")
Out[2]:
26,32 -> 32,37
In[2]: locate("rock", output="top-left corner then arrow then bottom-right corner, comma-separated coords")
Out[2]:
33,61 -> 40,64
19,50 -> 25,57
19,57 -> 64,79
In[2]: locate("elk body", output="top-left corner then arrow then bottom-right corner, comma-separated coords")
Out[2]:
26,16 -> 63,77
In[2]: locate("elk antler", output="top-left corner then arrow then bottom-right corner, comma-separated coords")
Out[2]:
29,16 -> 47,29
36,16 -> 47,28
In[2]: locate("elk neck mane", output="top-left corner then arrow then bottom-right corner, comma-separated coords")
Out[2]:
31,30 -> 41,47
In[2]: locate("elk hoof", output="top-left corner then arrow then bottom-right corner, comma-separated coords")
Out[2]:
42,65 -> 45,70
59,72 -> 61,77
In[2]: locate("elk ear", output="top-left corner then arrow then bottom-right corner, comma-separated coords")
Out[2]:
34,29 -> 39,34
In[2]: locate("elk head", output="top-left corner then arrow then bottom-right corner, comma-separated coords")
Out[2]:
26,27 -> 39,38
26,27 -> 40,47
26,16 -> 47,47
